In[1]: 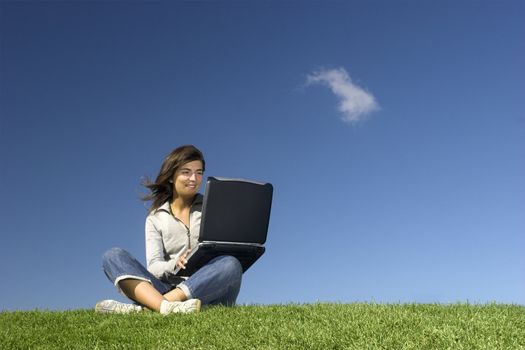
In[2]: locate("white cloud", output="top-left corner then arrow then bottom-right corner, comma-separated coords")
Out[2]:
306,67 -> 379,123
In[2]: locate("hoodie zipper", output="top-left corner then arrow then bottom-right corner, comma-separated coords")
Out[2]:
169,206 -> 192,250
184,224 -> 191,250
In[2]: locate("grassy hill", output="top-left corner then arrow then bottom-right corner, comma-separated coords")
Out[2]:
1,303 -> 524,349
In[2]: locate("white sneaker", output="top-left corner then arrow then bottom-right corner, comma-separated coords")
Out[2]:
161,299 -> 201,314
95,299 -> 143,314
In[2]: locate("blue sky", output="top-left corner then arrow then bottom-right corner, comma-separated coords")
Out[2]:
1,0 -> 524,310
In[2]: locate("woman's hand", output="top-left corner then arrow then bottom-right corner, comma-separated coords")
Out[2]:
176,249 -> 191,270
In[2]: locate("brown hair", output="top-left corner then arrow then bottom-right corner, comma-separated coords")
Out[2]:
141,145 -> 205,214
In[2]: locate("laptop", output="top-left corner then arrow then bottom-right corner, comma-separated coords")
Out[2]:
174,176 -> 273,277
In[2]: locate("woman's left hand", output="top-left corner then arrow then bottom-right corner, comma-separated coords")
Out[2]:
176,249 -> 191,269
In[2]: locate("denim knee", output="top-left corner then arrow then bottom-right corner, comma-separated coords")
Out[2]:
182,255 -> 243,305
218,255 -> 243,281
216,256 -> 242,305
102,247 -> 129,268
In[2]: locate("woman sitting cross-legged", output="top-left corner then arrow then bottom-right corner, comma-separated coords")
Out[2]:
96,145 -> 243,314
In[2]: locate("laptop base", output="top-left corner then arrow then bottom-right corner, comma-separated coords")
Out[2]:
174,242 -> 265,277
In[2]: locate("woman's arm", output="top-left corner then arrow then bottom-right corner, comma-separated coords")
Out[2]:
145,216 -> 180,279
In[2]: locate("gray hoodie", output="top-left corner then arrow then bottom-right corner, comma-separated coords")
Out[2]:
145,194 -> 203,283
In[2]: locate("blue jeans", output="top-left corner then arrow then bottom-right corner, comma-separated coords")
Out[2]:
102,248 -> 243,306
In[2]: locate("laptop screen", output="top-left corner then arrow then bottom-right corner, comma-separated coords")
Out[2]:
199,177 -> 273,244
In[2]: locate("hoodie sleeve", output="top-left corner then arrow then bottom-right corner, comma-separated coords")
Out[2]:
145,216 -> 179,279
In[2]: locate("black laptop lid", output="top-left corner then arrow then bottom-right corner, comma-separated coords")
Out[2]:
199,177 -> 273,244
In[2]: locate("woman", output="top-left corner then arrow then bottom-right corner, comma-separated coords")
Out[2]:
96,145 -> 243,314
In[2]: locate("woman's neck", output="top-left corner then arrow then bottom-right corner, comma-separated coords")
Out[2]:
171,195 -> 193,210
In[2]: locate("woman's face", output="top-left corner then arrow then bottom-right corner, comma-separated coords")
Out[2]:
172,160 -> 204,198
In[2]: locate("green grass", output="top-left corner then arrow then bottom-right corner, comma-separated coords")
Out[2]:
1,303 -> 524,349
